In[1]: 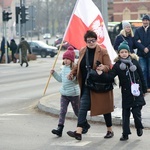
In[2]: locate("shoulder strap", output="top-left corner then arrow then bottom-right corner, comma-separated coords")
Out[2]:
85,49 -> 91,71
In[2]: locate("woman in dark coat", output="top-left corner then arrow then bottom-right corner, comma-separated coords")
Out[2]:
114,21 -> 138,53
96,41 -> 147,141
10,39 -> 17,62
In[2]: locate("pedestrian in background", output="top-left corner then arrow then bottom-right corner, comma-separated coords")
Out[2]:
134,15 -> 150,92
17,37 -> 31,67
67,30 -> 114,141
10,39 -> 17,63
0,36 -> 10,63
51,46 -> 89,137
96,41 -> 147,141
114,21 -> 138,53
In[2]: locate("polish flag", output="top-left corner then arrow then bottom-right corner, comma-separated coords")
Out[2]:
63,0 -> 117,63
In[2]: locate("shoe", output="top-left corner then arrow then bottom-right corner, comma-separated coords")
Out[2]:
26,63 -> 29,67
120,134 -> 129,141
51,125 -> 64,137
137,128 -> 143,136
82,123 -> 90,134
104,131 -> 114,138
67,131 -> 82,140
20,63 -> 23,67
147,89 -> 150,92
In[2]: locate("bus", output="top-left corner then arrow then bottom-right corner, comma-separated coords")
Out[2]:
108,20 -> 143,44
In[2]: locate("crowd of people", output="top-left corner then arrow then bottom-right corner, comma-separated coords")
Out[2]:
51,14 -> 150,142
0,36 -> 31,67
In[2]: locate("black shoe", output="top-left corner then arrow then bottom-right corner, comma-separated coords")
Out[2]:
137,128 -> 143,137
120,134 -> 129,141
20,63 -> 23,67
82,123 -> 90,134
51,125 -> 64,137
67,131 -> 82,140
26,63 -> 29,67
104,131 -> 114,138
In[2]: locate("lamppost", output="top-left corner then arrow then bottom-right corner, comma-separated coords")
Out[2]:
100,0 -> 108,29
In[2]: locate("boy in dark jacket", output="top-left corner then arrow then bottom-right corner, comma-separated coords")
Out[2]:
96,41 -> 147,141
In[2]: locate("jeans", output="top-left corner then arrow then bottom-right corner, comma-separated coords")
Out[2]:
77,86 -> 112,128
139,57 -> 150,88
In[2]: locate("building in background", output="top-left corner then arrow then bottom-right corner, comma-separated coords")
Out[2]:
113,0 -> 150,21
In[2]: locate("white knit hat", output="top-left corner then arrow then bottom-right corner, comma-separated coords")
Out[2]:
122,21 -> 131,29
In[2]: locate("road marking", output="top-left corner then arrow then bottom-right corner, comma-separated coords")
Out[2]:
51,140 -> 91,146
0,113 -> 30,116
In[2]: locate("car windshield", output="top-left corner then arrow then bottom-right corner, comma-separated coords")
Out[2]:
34,41 -> 49,47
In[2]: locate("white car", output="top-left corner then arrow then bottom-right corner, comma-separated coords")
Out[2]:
43,33 -> 51,39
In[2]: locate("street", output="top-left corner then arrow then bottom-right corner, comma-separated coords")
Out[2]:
0,55 -> 150,150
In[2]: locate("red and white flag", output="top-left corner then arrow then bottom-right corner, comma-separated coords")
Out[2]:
63,0 -> 117,63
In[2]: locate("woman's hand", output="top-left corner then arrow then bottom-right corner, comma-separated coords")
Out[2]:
96,65 -> 103,75
96,64 -> 105,71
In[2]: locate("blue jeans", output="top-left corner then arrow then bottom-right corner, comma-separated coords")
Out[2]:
139,57 -> 150,88
77,86 -> 112,128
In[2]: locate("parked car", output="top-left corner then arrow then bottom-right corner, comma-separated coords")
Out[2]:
28,40 -> 58,58
54,37 -> 63,46
43,33 -> 51,39
54,37 -> 76,50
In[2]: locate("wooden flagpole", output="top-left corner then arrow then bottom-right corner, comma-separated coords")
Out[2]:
43,40 -> 64,96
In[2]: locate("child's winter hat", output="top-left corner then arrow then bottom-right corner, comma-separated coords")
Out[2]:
118,41 -> 130,52
122,21 -> 131,29
142,15 -> 150,21
63,46 -> 75,62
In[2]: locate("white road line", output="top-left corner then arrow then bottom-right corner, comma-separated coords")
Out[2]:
51,140 -> 91,146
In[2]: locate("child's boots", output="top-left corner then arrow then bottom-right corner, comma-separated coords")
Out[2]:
51,124 -> 64,137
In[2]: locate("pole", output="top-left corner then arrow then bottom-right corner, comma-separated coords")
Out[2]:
4,21 -> 8,64
100,0 -> 108,29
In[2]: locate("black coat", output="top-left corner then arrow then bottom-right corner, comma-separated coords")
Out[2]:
113,30 -> 140,53
99,55 -> 147,109
134,26 -> 150,57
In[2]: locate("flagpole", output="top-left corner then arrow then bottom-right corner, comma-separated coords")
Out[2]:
43,0 -> 80,96
43,41 -> 63,96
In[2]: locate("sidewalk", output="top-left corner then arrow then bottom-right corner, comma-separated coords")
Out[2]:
38,87 -> 150,128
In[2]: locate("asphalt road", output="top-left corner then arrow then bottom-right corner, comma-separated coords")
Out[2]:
0,55 -> 150,150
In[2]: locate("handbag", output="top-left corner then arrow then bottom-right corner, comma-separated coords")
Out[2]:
128,68 -> 140,96
85,49 -> 113,92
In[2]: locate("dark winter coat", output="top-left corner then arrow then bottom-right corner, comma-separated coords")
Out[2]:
10,40 -> 17,53
99,54 -> 147,109
134,26 -> 150,57
114,30 -> 139,53
1,37 -> 10,52
71,45 -> 114,116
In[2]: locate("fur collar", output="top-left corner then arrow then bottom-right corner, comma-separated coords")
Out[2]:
114,53 -> 139,62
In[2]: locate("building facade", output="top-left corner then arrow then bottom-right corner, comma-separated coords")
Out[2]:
113,0 -> 150,21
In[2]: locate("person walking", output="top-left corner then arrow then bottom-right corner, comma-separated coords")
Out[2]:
114,21 -> 138,53
134,15 -> 150,92
96,41 -> 147,141
10,39 -> 17,63
51,46 -> 90,137
67,30 -> 114,141
17,37 -> 31,67
0,36 -> 10,63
